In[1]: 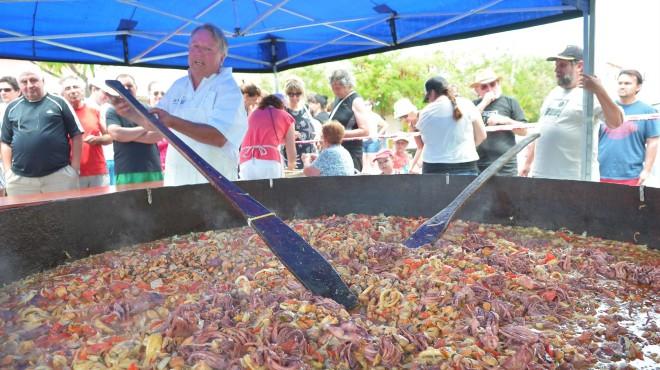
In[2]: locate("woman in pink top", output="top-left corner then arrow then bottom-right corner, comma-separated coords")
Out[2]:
239,94 -> 296,180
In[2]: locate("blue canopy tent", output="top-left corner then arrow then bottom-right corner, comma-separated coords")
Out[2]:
0,0 -> 586,73
0,0 -> 598,180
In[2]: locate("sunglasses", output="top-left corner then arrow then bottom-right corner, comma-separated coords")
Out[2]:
152,91 -> 165,97
287,92 -> 302,97
0,88 -> 15,93
479,81 -> 498,90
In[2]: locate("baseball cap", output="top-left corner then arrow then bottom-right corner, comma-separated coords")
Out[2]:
546,45 -> 583,62
424,75 -> 449,103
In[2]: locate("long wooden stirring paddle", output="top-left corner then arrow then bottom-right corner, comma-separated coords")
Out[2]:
106,80 -> 358,309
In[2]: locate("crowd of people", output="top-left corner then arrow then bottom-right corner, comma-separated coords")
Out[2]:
1,29 -> 657,198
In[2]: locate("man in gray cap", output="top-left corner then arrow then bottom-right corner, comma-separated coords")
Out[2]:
520,45 -> 623,181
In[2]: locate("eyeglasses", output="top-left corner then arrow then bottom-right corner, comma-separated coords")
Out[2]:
152,91 -> 165,97
0,88 -> 15,93
479,81 -> 498,90
287,92 -> 302,97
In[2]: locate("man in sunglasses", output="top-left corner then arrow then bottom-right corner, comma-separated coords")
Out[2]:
471,68 -> 528,176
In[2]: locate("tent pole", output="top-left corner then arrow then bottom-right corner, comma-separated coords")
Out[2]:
582,0 -> 596,181
272,65 -> 279,93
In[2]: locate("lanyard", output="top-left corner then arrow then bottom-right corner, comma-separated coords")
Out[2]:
329,91 -> 356,120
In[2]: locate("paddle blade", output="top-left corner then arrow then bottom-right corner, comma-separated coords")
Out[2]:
403,209 -> 450,248
251,216 -> 358,309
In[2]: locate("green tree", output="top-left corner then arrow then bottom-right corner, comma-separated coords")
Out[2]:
352,53 -> 429,115
240,50 -> 556,124
34,62 -> 97,83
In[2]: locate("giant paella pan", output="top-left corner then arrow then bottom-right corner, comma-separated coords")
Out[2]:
0,175 -> 658,369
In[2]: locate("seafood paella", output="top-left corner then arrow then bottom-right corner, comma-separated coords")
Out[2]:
1,214 -> 658,369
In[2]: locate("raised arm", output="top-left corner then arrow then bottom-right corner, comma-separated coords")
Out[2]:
582,74 -> 623,129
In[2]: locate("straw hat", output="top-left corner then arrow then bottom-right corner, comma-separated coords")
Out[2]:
470,68 -> 500,88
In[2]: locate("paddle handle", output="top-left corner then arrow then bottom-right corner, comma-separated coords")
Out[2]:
444,133 -> 540,215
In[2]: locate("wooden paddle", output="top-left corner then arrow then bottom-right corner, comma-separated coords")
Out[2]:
404,132 -> 540,248
106,80 -> 358,309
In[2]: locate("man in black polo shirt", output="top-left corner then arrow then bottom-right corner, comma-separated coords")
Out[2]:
1,67 -> 82,196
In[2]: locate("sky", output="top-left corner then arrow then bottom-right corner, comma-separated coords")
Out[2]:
2,0 -> 658,104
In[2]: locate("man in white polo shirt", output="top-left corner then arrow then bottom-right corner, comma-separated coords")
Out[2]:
112,23 -> 247,185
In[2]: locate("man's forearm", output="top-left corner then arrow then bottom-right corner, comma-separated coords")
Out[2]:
108,126 -> 148,142
133,131 -> 163,144
168,115 -> 226,147
595,90 -> 623,129
71,135 -> 82,171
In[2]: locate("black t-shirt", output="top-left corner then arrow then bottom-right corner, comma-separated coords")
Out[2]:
1,94 -> 82,177
106,107 -> 161,175
473,95 -> 527,175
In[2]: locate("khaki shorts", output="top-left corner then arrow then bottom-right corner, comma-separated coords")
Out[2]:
5,165 -> 79,196
79,174 -> 109,188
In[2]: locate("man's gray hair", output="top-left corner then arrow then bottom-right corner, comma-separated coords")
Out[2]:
191,23 -> 228,55
329,69 -> 355,88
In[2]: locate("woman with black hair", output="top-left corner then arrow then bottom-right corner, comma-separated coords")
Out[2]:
416,75 -> 487,175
